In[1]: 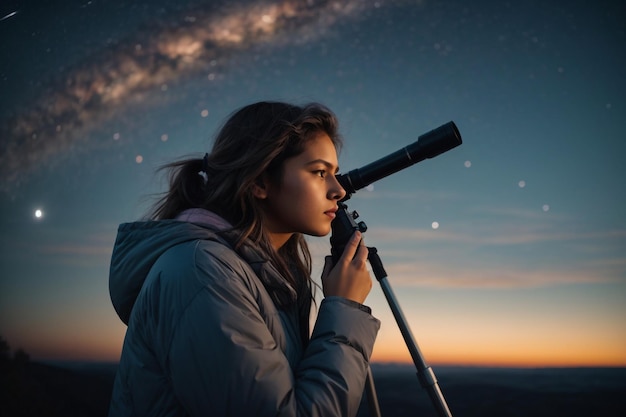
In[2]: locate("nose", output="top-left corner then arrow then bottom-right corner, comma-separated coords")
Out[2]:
329,175 -> 346,200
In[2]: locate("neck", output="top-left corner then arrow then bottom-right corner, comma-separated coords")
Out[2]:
268,232 -> 293,251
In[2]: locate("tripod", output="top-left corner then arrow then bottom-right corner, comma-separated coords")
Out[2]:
331,203 -> 453,417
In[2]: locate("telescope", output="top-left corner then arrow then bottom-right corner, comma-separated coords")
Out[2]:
330,121 -> 462,417
336,121 -> 462,198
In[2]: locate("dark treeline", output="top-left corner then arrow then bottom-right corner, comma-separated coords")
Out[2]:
0,335 -> 115,417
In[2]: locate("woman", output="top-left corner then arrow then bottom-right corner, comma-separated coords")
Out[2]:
108,101 -> 380,416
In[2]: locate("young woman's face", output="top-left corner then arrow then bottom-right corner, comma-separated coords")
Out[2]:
259,132 -> 346,249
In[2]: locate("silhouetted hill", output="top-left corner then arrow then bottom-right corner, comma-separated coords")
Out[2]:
2,360 -> 625,416
358,364 -> 626,417
0,360 -> 116,417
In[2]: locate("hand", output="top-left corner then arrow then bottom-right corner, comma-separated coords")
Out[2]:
321,231 -> 372,304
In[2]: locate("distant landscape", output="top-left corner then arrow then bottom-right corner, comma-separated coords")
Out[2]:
2,354 -> 625,416
360,364 -> 626,417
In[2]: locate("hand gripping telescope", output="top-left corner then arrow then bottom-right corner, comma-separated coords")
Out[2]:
329,121 -> 462,417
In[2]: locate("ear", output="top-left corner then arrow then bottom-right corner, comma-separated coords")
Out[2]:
252,176 -> 269,199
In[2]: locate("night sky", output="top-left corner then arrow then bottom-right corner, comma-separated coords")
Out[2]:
1,0 -> 624,367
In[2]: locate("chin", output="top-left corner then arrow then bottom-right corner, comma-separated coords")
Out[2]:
306,226 -> 332,237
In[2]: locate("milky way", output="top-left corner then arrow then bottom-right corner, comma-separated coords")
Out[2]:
0,0 -> 387,193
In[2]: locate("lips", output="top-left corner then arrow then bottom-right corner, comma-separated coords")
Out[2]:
324,207 -> 337,219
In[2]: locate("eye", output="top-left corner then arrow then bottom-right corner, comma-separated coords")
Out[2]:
313,170 -> 327,178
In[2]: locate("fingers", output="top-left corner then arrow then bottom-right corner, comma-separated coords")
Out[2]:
353,237 -> 369,264
338,231 -> 363,263
321,256 -> 333,279
321,231 -> 373,305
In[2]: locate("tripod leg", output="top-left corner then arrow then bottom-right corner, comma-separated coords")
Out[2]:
365,365 -> 381,417
368,247 -> 453,417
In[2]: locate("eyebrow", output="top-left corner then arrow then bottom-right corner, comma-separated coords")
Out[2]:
306,159 -> 340,174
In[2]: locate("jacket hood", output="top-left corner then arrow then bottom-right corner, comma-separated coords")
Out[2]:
109,218 -> 220,325
109,209 -> 297,325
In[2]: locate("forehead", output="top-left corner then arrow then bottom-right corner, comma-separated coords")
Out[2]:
297,132 -> 338,163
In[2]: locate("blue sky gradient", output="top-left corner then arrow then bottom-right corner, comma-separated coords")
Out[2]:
1,0 -> 624,366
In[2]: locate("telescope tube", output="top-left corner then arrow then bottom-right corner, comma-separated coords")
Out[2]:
337,121 -> 462,196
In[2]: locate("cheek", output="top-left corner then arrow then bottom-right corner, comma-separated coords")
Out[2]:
266,178 -> 306,213
278,180 -> 319,215
280,174 -> 312,198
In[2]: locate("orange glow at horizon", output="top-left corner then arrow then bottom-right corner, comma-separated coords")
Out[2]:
22,341 -> 626,367
7,319 -> 625,367
370,334 -> 626,368
371,347 -> 626,368
4,321 -> 127,363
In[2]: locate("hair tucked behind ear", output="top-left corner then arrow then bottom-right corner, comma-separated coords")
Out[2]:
147,101 -> 342,311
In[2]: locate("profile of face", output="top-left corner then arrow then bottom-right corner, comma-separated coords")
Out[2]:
255,132 -> 346,248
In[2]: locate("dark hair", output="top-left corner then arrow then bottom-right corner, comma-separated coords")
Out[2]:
148,101 -> 342,311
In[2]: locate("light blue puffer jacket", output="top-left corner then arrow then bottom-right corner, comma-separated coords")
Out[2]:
108,209 -> 380,416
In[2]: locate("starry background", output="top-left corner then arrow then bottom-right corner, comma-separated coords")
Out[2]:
0,0 -> 624,367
